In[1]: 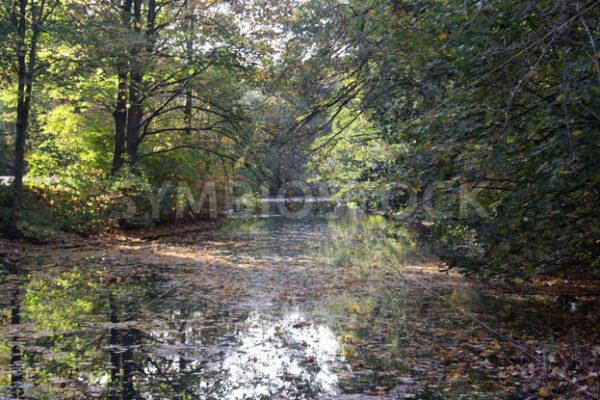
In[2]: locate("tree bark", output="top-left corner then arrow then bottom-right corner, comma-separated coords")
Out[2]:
111,0 -> 132,174
6,0 -> 39,239
184,84 -> 193,136
126,74 -> 141,166
184,5 -> 193,135
111,67 -> 128,174
125,0 -> 155,167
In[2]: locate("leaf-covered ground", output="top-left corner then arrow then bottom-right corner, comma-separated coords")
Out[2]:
1,214 -> 599,399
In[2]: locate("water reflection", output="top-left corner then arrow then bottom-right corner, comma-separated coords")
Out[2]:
1,214 -> 514,399
5,262 -> 23,399
218,312 -> 339,399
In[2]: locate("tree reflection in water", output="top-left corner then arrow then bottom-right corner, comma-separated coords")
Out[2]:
1,214 -> 520,399
6,262 -> 23,399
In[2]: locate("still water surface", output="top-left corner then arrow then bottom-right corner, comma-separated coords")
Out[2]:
0,213 -> 518,399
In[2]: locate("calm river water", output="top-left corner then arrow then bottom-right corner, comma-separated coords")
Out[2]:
0,212 -> 532,399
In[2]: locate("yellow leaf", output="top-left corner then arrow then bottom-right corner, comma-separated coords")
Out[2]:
438,33 -> 448,40
572,130 -> 582,136
519,234 -> 527,244
539,387 -> 549,397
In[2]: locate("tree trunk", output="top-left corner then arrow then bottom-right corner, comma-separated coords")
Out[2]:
126,72 -> 141,166
111,67 -> 128,174
6,0 -> 39,239
184,87 -> 193,135
6,105 -> 26,240
125,0 -> 147,167
111,0 -> 132,174
184,6 -> 193,135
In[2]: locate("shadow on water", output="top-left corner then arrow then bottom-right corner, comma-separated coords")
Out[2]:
1,211 -> 524,399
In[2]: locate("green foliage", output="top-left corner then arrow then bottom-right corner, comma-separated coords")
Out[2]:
1,0 -> 599,285
0,0 -> 302,238
309,0 -> 600,280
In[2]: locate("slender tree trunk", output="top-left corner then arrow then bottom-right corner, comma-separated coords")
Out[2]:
112,67 -> 128,174
6,0 -> 39,239
184,7 -> 193,135
125,0 -> 146,166
184,86 -> 193,136
7,104 -> 26,240
126,72 -> 141,166
111,0 -> 132,174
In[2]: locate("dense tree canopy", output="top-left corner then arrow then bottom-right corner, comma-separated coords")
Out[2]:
307,0 -> 600,281
1,0 -> 600,282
